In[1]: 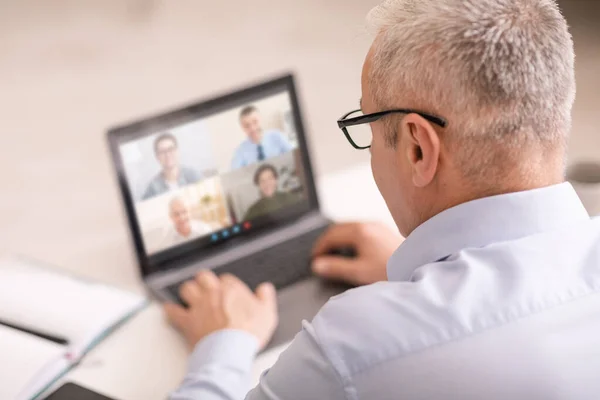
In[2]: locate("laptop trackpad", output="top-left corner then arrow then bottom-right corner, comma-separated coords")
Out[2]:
266,277 -> 350,350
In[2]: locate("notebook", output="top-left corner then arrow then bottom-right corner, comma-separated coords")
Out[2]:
0,256 -> 147,400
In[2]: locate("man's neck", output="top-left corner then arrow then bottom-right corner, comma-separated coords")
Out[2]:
409,168 -> 565,237
163,166 -> 180,183
250,134 -> 263,145
467,168 -> 565,203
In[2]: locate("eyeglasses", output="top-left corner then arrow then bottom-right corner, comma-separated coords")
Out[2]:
337,108 -> 448,150
156,146 -> 177,156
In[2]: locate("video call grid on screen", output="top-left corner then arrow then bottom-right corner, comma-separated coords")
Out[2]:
114,84 -> 314,261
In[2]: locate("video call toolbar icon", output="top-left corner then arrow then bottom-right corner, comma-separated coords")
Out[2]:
243,221 -> 252,230
211,225 -> 243,243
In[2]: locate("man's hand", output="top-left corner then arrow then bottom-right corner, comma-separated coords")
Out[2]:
164,270 -> 278,350
312,222 -> 403,286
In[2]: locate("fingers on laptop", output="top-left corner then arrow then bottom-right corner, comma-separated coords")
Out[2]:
220,273 -> 251,294
256,282 -> 277,310
195,269 -> 219,290
180,280 -> 203,304
312,223 -> 361,256
312,255 -> 359,283
180,272 -> 274,307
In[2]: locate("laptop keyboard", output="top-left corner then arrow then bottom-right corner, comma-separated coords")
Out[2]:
165,225 -> 329,305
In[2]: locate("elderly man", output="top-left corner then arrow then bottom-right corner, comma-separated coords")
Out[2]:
163,197 -> 213,248
165,0 -> 600,399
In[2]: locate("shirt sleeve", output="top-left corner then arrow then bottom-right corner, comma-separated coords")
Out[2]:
247,322 -> 347,400
169,330 -> 260,400
170,323 -> 347,400
275,131 -> 293,153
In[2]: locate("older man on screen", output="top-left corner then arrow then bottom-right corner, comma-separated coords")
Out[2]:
165,0 -> 600,399
162,197 -> 213,248
231,106 -> 293,169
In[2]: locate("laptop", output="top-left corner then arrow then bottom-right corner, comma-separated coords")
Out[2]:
107,74 -> 350,348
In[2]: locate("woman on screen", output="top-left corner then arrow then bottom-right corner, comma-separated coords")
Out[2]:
243,164 -> 299,221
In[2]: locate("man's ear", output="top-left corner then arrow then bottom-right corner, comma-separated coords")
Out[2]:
399,114 -> 441,187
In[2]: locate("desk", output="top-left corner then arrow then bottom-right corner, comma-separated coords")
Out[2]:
58,162 -> 395,400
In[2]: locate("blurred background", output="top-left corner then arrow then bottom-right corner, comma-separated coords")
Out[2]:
0,0 -> 598,282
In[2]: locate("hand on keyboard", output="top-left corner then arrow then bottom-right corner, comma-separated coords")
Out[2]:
164,269 -> 278,350
311,222 -> 403,286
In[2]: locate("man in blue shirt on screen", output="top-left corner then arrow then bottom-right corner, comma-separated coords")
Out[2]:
231,106 -> 293,169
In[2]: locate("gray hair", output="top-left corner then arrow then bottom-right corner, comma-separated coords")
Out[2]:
169,196 -> 188,212
367,0 -> 576,178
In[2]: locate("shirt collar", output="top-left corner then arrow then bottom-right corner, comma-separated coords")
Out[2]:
387,183 -> 590,282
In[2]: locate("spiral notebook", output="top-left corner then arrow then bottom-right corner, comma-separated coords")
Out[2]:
0,256 -> 147,400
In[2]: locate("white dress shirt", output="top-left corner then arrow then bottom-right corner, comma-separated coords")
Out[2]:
171,183 -> 600,399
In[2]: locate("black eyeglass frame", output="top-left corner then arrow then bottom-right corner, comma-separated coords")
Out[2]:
337,108 -> 448,150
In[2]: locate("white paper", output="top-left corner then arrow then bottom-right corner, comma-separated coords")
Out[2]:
0,256 -> 146,356
0,324 -> 65,400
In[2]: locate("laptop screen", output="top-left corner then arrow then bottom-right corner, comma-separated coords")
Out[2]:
109,75 -> 319,274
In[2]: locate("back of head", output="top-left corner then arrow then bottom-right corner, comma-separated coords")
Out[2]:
367,0 -> 576,183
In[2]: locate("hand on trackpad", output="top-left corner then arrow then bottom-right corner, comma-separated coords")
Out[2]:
311,222 -> 402,286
